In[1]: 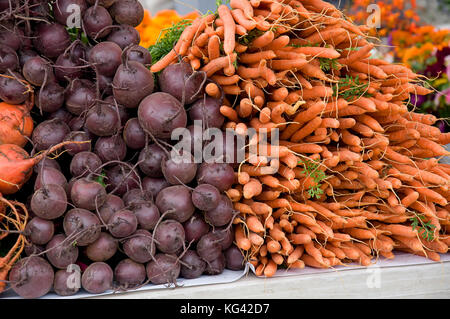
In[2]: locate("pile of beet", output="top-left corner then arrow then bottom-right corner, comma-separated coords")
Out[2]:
0,0 -> 244,299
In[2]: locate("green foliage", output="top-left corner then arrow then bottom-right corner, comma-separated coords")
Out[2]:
319,58 -> 340,72
333,75 -> 372,101
95,172 -> 107,188
67,27 -> 89,45
237,28 -> 265,46
410,215 -> 436,242
298,159 -> 327,199
216,0 -> 230,7
288,42 -> 321,48
148,19 -> 193,64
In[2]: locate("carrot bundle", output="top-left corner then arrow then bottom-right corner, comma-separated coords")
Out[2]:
154,0 -> 450,277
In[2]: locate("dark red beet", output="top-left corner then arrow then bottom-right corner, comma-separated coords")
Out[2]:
189,97 -> 225,129
161,151 -> 197,185
138,144 -> 167,177
34,166 -> 69,194
70,151 -> 102,178
145,254 -> 180,285
70,177 -> 107,210
153,219 -> 185,254
122,188 -> 152,207
46,234 -> 79,269
196,163 -> 235,192
224,245 -> 245,270
0,44 -> 18,72
131,202 -> 160,231
94,135 -> 127,162
0,71 -> 30,104
34,23 -> 71,58
113,60 -> 154,109
31,184 -> 67,220
81,262 -> 113,294
33,157 -> 61,174
123,118 -> 145,150
204,253 -> 225,275
108,209 -> 138,238
22,56 -> 54,86
125,45 -> 151,65
83,5 -> 113,39
105,164 -> 139,196
49,108 -> 73,125
9,256 -> 54,299
36,82 -> 65,113
32,118 -> 70,151
123,229 -> 155,263
88,41 -> 122,77
54,53 -> 83,83
107,25 -> 140,50
63,208 -> 101,246
196,233 -> 222,262
138,92 -> 187,138
103,95 -> 129,125
65,79 -> 96,115
114,258 -> 146,288
64,131 -> 91,156
183,213 -> 210,243
109,0 -> 144,27
211,227 -> 234,251
142,177 -> 170,198
85,232 -> 118,262
205,195 -> 233,227
180,250 -> 206,279
24,217 -> 54,245
85,103 -> 120,137
155,185 -> 195,223
97,194 -> 124,223
158,61 -> 206,104
192,184 -> 220,211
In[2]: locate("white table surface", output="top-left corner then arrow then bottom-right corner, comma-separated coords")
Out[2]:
86,258 -> 450,299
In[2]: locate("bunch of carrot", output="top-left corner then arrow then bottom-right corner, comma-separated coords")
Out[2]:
152,0 -> 450,277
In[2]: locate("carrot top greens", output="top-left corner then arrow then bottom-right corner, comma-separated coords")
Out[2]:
333,75 -> 372,101
410,215 -> 436,241
149,19 -> 193,65
299,159 -> 328,199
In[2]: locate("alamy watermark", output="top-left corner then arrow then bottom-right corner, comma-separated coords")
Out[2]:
366,4 -> 381,29
65,4 -> 82,28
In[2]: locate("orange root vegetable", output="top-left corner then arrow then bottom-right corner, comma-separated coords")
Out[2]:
206,83 -> 221,99
201,53 -> 238,77
243,178 -> 263,199
251,31 -> 275,48
0,141 -> 84,195
218,5 -> 236,55
247,215 -> 265,233
0,103 -> 34,147
235,225 -> 251,250
208,35 -> 221,60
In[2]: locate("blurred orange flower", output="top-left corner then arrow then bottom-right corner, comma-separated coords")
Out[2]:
136,10 -> 200,49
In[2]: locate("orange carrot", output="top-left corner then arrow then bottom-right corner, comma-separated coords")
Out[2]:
252,30 -> 275,48
235,225 -> 251,250
201,53 -> 237,77
290,117 -> 323,142
247,215 -> 264,233
207,35 -> 221,60
243,178 -> 263,199
263,260 -> 277,277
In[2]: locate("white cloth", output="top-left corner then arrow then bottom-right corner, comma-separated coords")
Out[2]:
141,0 -> 174,14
